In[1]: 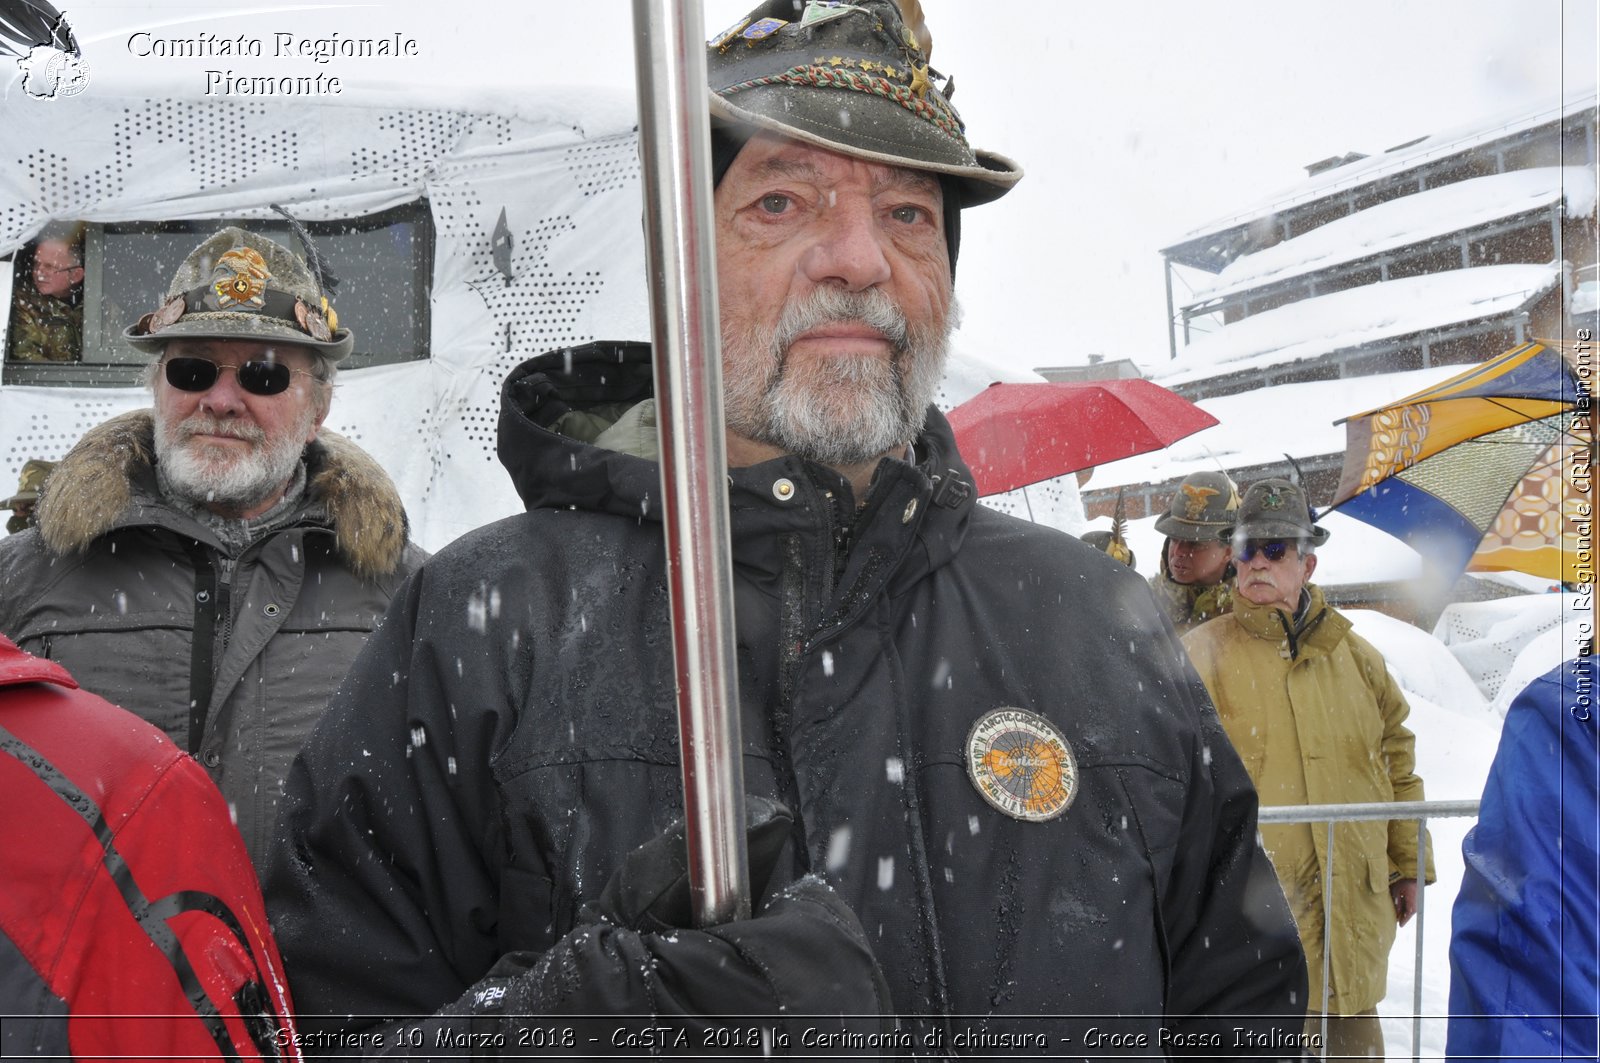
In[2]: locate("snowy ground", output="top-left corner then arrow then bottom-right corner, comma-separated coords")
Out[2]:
1362,597 -> 1585,1059
1350,608 -> 1502,1060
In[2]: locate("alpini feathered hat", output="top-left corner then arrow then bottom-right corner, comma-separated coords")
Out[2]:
707,0 -> 1021,205
1228,478 -> 1331,547
124,226 -> 353,361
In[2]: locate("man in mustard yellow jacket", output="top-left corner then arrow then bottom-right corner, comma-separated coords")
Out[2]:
1183,478 -> 1434,1060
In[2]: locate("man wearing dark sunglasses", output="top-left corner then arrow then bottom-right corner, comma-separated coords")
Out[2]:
0,226 -> 424,873
1183,477 -> 1435,1061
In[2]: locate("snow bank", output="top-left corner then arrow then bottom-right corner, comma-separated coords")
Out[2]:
1432,593 -> 1584,706
1349,609 -> 1489,723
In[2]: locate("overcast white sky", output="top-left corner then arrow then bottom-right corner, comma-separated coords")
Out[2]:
26,1 -> 1600,377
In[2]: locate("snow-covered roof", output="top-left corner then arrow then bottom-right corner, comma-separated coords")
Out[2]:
1168,85 -> 1598,250
1150,263 -> 1561,388
1189,167 -> 1597,305
1083,365 -> 1464,492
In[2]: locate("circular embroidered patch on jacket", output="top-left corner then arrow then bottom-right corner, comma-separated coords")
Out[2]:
965,708 -> 1078,822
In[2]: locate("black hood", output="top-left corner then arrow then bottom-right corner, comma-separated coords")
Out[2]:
495,341 -> 979,583
497,342 -> 662,519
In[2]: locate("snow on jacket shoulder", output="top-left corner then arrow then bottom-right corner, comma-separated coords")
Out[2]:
0,410 -> 426,864
0,634 -> 301,1059
268,343 -> 1306,1054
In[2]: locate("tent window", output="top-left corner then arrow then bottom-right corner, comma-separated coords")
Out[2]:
2,202 -> 433,387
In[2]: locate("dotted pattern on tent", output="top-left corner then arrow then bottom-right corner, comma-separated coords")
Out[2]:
352,111 -> 513,181
3,398 -> 127,467
415,395 -> 480,504
1436,598 -> 1568,703
5,100 -> 298,246
134,101 -> 295,190
566,137 -> 640,199
443,132 -> 637,465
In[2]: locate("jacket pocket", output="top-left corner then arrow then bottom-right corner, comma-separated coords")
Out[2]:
1116,766 -> 1188,894
1366,852 -> 1390,893
498,865 -> 558,953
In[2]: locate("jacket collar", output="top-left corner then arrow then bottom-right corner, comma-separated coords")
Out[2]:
1230,583 -> 1350,659
495,342 -> 977,586
36,409 -> 411,581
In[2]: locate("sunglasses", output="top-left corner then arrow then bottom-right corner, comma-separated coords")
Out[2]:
163,357 -> 316,397
1236,539 -> 1295,563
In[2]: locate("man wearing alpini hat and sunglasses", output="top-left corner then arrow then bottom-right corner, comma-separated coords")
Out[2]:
1183,478 -> 1435,1060
269,1 -> 1304,1051
0,226 -> 425,871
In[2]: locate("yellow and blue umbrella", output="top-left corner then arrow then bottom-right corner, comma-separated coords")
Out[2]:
1328,341 -> 1592,583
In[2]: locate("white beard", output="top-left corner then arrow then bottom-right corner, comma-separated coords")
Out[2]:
154,411 -> 310,514
722,287 -> 952,468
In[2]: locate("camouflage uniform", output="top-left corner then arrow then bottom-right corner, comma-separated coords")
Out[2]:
1148,470 -> 1240,634
3,460 -> 55,535
7,285 -> 81,362
1151,567 -> 1235,633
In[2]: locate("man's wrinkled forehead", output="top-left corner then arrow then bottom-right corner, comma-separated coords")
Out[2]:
730,135 -> 942,198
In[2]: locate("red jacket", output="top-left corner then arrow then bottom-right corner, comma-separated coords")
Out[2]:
0,634 -> 300,1060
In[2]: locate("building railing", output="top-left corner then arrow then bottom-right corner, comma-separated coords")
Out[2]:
1257,799 -> 1482,1062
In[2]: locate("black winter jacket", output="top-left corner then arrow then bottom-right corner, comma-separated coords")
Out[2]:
268,344 -> 1305,1054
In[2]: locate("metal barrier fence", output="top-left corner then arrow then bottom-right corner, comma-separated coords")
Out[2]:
1256,799 -> 1482,1062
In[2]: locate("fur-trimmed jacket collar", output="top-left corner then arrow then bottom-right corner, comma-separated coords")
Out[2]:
37,409 -> 409,581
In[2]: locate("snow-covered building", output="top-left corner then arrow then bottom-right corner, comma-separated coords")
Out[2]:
1085,87 -> 1598,527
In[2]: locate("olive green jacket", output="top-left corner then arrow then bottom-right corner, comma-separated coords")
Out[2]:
1182,586 -> 1435,1012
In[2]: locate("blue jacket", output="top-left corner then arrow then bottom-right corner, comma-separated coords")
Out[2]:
1447,653 -> 1599,1060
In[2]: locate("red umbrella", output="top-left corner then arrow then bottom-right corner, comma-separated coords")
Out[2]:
947,379 -> 1219,497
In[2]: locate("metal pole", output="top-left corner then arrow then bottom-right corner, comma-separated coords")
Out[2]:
1411,818 -> 1426,1063
631,0 -> 750,927
1163,260 -> 1178,361
1320,819 -> 1333,1060
1261,803 -> 1474,1062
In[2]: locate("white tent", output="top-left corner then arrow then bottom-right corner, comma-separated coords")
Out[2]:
0,88 -> 1080,551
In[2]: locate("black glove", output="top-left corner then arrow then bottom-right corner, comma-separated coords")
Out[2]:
517,796 -> 890,1050
381,797 -> 891,1059
590,791 -> 794,931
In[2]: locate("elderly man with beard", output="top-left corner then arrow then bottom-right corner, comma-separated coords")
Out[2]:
266,1 -> 1305,1054
1182,478 -> 1434,1060
0,227 -> 424,871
